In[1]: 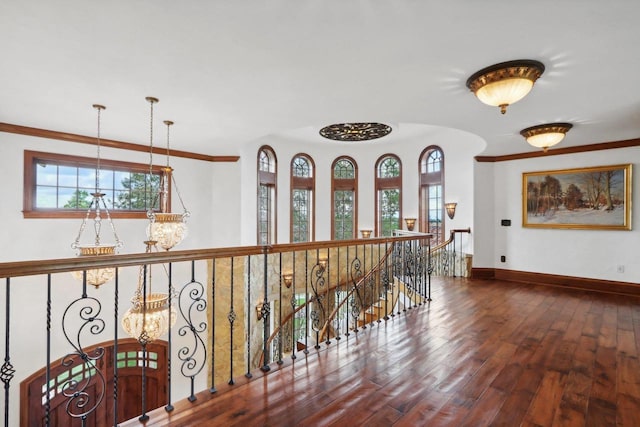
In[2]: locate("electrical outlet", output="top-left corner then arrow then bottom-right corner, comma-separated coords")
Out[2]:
617,265 -> 625,273
500,255 -> 506,263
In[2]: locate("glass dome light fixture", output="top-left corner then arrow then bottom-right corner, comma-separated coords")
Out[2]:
71,104 -> 123,288
121,240 -> 176,344
520,122 -> 573,152
466,60 -> 545,114
144,97 -> 190,250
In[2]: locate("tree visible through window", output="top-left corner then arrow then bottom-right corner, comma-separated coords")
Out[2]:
257,146 -> 277,244
375,155 -> 402,237
290,154 -> 314,243
332,157 -> 357,240
23,150 -> 165,219
419,146 -> 444,244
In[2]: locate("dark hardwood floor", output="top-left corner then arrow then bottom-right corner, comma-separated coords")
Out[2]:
124,278 -> 640,426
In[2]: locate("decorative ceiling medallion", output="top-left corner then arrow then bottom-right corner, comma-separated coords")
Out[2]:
319,123 -> 392,141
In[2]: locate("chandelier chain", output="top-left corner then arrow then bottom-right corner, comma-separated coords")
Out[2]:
148,100 -> 155,178
145,97 -> 159,217
93,104 -> 104,192
165,121 -> 171,168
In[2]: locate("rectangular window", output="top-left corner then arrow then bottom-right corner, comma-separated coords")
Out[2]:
428,184 -> 443,244
378,189 -> 400,237
292,189 -> 310,243
24,150 -> 166,219
333,190 -> 354,240
258,184 -> 273,244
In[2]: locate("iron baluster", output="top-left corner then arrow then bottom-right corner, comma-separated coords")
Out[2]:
113,269 -> 120,422
349,247 -> 363,332
310,250 -> 326,349
345,246 -> 350,337
382,241 -> 390,321
45,275 -> 51,427
138,265 -> 149,422
211,258 -> 219,390
178,258 -> 208,402
261,248 -> 271,371
427,237 -> 433,301
335,247 -> 341,340
376,242 -> 383,322
165,263 -> 174,411
277,253 -> 283,364
362,244 -> 367,329
304,251 -> 309,354
246,256 -> 253,378
228,257 -> 237,382
324,249 -> 331,346
290,251 -> 297,360
60,290 -> 106,424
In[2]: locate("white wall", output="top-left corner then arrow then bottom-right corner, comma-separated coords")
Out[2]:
238,122 -> 485,250
0,123 -> 483,423
0,133 -> 217,260
475,146 -> 640,283
0,132 -> 219,425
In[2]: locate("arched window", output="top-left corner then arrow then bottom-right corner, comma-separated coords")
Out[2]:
257,146 -> 277,244
290,154 -> 315,242
419,146 -> 444,244
331,156 -> 358,240
375,154 -> 402,237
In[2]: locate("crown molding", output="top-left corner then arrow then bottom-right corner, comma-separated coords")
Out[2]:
475,137 -> 640,163
0,122 -> 239,163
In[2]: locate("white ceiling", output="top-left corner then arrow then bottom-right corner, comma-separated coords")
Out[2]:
2,1 -> 639,157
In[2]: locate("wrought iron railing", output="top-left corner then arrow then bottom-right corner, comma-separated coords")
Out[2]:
0,229 -> 470,426
424,228 -> 472,277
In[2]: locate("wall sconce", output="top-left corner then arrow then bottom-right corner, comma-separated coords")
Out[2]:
445,202 -> 457,219
404,218 -> 416,231
282,272 -> 293,288
318,257 -> 328,270
360,229 -> 372,239
256,302 -> 265,321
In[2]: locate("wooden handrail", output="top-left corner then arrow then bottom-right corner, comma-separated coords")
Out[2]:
319,244 -> 395,341
257,243 -> 396,366
0,235 -> 433,279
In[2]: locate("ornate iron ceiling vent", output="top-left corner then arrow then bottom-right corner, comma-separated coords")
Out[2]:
319,123 -> 392,141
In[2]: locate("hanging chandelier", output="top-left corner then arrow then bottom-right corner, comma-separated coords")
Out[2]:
466,60 -> 545,114
71,104 -> 122,288
121,240 -> 176,344
144,97 -> 190,250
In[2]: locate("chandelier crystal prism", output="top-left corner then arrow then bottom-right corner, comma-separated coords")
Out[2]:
144,98 -> 190,250
466,60 -> 545,114
121,240 -> 176,344
70,104 -> 122,288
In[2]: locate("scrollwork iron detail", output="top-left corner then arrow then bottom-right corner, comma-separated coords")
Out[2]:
60,297 -> 106,420
0,360 -> 15,388
178,279 -> 207,380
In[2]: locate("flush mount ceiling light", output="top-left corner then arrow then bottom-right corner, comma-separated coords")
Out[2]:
466,60 -> 545,114
520,122 -> 573,152
319,123 -> 392,141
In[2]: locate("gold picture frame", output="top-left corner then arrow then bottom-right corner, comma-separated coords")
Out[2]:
522,164 -> 632,230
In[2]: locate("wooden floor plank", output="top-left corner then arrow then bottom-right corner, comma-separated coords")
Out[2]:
122,278 -> 640,427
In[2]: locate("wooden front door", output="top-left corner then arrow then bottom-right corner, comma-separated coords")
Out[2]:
20,339 -> 168,426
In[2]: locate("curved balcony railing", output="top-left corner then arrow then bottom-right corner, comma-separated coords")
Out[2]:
0,229 -> 471,426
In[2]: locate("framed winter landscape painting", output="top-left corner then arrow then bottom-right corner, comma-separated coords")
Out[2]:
522,164 -> 632,230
